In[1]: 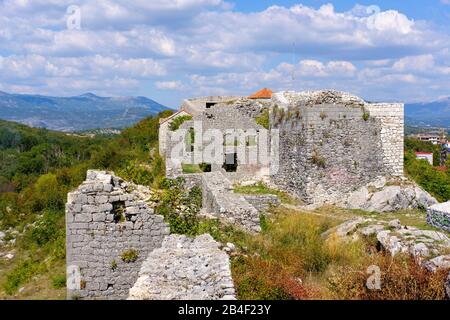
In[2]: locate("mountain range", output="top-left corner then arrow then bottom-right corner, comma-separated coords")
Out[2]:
405,97 -> 450,128
0,91 -> 170,132
0,91 -> 448,131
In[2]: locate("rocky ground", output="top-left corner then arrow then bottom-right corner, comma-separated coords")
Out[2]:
128,234 -> 235,300
322,213 -> 450,290
336,176 -> 438,212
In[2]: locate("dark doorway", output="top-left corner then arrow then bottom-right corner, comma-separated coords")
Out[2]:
223,153 -> 238,172
206,102 -> 217,109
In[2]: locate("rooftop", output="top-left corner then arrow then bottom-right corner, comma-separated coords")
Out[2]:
248,88 -> 273,99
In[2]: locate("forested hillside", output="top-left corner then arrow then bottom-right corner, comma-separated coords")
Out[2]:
0,112 -> 172,298
404,137 -> 450,202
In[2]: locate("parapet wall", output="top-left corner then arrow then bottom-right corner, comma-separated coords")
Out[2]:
66,170 -> 170,300
365,103 -> 404,177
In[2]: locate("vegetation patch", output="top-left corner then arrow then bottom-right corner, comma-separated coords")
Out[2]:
255,109 -> 270,129
169,115 -> 193,131
156,177 -> 203,236
121,249 -> 139,263
233,181 -> 300,205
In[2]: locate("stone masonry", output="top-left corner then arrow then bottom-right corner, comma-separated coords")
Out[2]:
427,202 -> 450,233
201,172 -> 261,233
66,170 -> 170,300
128,234 -> 235,300
271,90 -> 404,205
160,90 -> 404,207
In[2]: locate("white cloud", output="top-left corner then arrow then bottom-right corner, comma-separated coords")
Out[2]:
0,1 -> 449,103
156,81 -> 183,90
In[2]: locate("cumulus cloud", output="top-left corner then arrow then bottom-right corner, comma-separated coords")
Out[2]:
0,1 -> 448,103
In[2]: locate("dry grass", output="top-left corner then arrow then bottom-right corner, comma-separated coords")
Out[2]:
227,206 -> 449,300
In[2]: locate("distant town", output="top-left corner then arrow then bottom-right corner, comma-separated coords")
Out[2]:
409,129 -> 449,169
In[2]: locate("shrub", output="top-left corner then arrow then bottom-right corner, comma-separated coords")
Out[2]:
169,115 -> 193,131
156,178 -> 202,236
111,260 -> 118,271
121,249 -> 139,263
26,210 -> 62,246
3,259 -> 41,294
311,151 -> 326,169
256,109 -> 270,130
232,256 -> 309,300
328,254 -> 448,300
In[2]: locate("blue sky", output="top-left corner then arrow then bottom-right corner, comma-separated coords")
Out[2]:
0,1 -> 449,107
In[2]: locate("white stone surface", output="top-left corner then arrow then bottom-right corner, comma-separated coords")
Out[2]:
129,234 -> 235,300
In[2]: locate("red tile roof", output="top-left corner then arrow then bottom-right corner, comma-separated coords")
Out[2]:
248,88 -> 273,99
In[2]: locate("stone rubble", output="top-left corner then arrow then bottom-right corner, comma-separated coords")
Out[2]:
337,177 -> 438,212
128,234 -> 235,300
201,172 -> 262,233
324,218 -> 450,260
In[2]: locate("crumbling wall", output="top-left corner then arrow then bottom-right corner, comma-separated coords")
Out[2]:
365,103 -> 404,177
270,91 -> 404,205
201,172 -> 261,233
128,234 -> 235,300
165,100 -> 270,182
427,202 -> 450,233
243,194 -> 280,212
66,170 -> 170,300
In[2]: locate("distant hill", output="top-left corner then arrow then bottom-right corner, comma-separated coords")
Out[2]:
0,91 -> 170,132
405,97 -> 450,128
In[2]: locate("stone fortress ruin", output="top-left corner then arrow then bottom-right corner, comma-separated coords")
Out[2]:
159,89 -> 405,214
66,88 -> 450,300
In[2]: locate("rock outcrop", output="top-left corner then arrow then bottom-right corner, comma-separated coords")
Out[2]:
337,177 -> 438,212
323,217 -> 450,260
129,234 -> 235,300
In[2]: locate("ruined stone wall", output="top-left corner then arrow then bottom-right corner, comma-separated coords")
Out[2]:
271,102 -> 389,204
66,170 -> 170,300
159,110 -> 192,159
365,103 -> 404,177
243,194 -> 281,212
128,234 -> 235,300
201,172 -> 261,233
165,100 -> 270,182
427,202 -> 450,233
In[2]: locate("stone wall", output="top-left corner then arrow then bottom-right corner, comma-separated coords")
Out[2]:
243,194 -> 281,212
164,99 -> 270,182
66,170 -> 170,300
128,234 -> 235,300
365,103 -> 404,177
201,172 -> 261,233
159,110 -> 192,158
427,202 -> 450,233
270,91 -> 404,205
